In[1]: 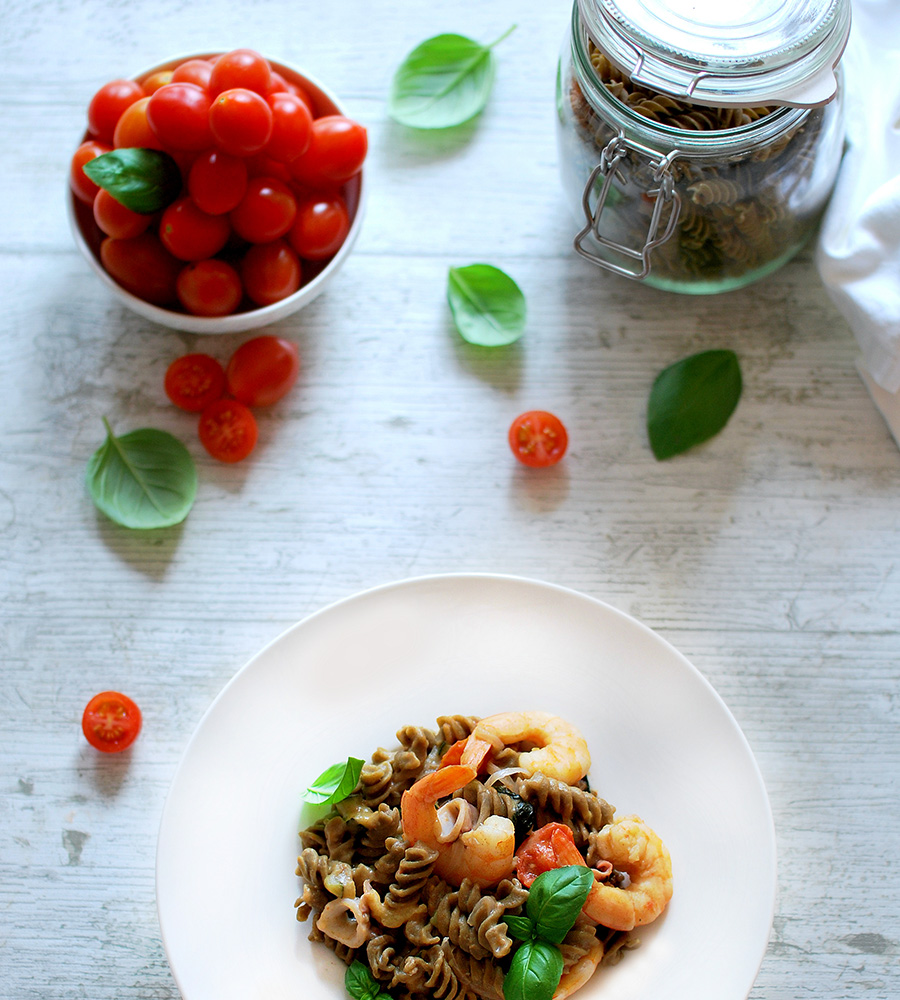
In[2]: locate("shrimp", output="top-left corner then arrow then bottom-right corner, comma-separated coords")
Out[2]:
470,711 -> 591,785
400,763 -> 516,889
553,937 -> 604,1000
582,815 -> 673,931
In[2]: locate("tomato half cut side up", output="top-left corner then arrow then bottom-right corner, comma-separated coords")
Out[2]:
165,353 -> 226,411
82,691 -> 142,753
508,410 -> 569,468
198,398 -> 259,463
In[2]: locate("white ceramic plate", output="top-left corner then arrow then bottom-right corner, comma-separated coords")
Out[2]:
156,574 -> 776,1000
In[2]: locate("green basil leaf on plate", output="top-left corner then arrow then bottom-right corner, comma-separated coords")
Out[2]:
504,938 -> 564,1000
82,148 -> 182,213
647,349 -> 743,460
447,263 -> 526,346
526,866 -> 594,944
304,756 -> 365,805
345,960 -> 383,1000
389,25 -> 515,129
504,914 -> 536,941
86,418 -> 197,529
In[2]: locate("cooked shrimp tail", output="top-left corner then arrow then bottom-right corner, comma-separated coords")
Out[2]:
470,711 -> 591,784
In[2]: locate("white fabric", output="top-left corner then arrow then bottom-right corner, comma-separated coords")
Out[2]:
816,0 -> 900,444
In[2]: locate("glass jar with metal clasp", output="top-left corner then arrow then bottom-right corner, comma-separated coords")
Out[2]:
556,0 -> 851,294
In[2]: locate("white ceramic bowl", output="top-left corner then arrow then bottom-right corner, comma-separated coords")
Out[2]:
68,54 -> 366,334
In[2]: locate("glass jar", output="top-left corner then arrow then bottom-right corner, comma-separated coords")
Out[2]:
556,0 -> 851,294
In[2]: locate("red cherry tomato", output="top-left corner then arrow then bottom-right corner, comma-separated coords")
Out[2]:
209,48 -> 272,98
100,232 -> 181,306
159,196 -> 231,261
88,79 -> 145,144
198,398 -> 258,462
265,92 -> 312,162
164,352 -> 227,410
93,188 -> 152,240
141,70 -> 173,95
70,140 -> 112,204
225,335 -> 300,406
240,239 -> 301,306
290,115 -> 367,186
147,82 -> 214,151
82,691 -> 142,753
113,96 -> 164,150
508,410 -> 569,467
188,150 -> 248,215
209,88 -> 274,157
176,260 -> 243,317
171,58 -> 214,90
515,823 -> 584,887
288,194 -> 350,260
268,72 -> 312,109
229,176 -> 297,243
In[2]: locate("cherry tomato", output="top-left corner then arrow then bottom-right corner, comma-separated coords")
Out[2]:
268,72 -> 312,110
100,232 -> 181,305
230,176 -> 296,243
70,139 -> 112,204
188,150 -> 248,215
245,152 -> 294,183
160,196 -> 231,261
265,92 -> 312,162
164,352 -> 227,410
198,398 -> 258,462
176,260 -> 243,317
82,691 -> 142,753
508,410 -> 569,467
225,335 -> 300,406
93,188 -> 152,240
171,58 -> 214,90
112,96 -> 164,150
515,823 -> 583,887
209,48 -> 272,98
290,115 -> 367,187
141,70 -> 174,95
288,194 -> 350,260
240,239 -> 301,306
209,88 -> 274,157
88,79 -> 145,144
147,82 -> 213,151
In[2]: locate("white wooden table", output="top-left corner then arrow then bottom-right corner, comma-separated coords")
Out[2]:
2,1 -> 898,998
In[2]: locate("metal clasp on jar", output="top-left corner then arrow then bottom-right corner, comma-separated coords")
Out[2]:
574,132 -> 682,280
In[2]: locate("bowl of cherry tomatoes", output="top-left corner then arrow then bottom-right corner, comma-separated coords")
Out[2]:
68,49 -> 367,333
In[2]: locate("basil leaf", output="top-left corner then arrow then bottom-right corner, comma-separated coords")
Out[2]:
304,756 -> 364,805
389,25 -> 516,129
86,417 -> 197,530
82,148 -> 182,213
504,939 -> 564,1000
345,960 -> 383,1000
447,264 -> 526,346
504,914 -> 535,941
527,866 -> 594,944
647,349 -> 742,460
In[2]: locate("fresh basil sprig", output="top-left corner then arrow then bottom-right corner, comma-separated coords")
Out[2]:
83,148 -> 182,213
504,866 -> 594,1000
86,417 -> 197,529
647,349 -> 743,460
447,263 -> 526,347
345,960 -> 388,1000
304,756 -> 364,806
389,25 -> 516,129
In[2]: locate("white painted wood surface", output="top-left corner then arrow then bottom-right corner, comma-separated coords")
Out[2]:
1,1 -> 898,998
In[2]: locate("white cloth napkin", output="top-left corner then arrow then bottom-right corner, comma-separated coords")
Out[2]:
816,0 -> 900,449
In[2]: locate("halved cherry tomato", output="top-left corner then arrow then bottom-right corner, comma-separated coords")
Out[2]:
176,260 -> 243,317
82,691 -> 142,753
87,79 -> 145,144
209,48 -> 272,98
100,232 -> 181,305
198,397 -> 258,462
508,410 -> 569,467
70,140 -> 112,204
164,352 -> 227,410
93,188 -> 152,240
209,88 -> 274,157
515,822 -> 583,886
159,196 -> 231,261
240,239 -> 301,306
225,335 -> 300,406
288,194 -> 350,260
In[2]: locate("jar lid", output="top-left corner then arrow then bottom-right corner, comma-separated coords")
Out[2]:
577,0 -> 851,107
